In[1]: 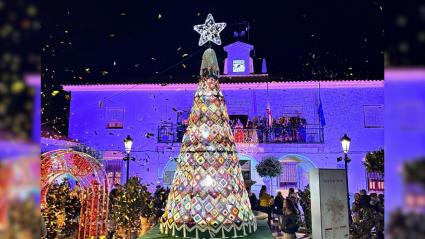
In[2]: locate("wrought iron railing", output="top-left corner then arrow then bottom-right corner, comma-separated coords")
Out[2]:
158,123 -> 324,144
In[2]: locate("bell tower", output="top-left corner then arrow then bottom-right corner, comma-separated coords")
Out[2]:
223,41 -> 255,75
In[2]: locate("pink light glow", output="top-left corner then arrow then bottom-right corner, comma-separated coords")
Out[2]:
63,80 -> 384,92
385,68 -> 425,81
25,74 -> 41,87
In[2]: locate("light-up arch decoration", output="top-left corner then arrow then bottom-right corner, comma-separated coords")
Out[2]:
278,154 -> 317,190
41,149 -> 109,239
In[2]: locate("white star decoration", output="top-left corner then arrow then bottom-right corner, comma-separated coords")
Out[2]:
194,14 -> 226,46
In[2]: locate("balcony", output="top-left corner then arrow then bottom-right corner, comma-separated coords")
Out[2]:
157,122 -> 324,144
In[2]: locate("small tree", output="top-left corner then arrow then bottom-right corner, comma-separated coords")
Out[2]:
363,148 -> 384,176
256,156 -> 282,194
109,177 -> 154,238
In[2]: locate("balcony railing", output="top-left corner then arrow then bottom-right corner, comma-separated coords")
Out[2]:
158,123 -> 324,144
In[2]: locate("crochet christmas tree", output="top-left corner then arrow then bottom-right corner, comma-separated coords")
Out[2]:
160,48 -> 257,238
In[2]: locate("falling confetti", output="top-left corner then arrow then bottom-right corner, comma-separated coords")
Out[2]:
51,90 -> 60,96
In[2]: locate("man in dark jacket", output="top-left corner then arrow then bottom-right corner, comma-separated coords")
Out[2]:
359,189 -> 371,209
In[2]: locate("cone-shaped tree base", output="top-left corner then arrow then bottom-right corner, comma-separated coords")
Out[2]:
160,49 -> 257,238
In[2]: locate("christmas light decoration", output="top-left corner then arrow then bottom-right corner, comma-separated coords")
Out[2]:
160,48 -> 256,238
41,149 -> 109,239
194,14 -> 226,46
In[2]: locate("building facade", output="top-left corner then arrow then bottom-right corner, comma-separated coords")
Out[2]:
63,41 -> 384,196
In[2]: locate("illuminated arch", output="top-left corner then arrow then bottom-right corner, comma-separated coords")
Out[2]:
278,154 -> 317,168
41,149 -> 108,239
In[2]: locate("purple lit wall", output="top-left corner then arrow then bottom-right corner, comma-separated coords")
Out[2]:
385,69 -> 425,218
66,81 -> 384,194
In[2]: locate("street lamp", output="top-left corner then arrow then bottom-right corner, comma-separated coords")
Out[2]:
338,133 -> 352,225
341,133 -> 351,155
123,135 -> 135,182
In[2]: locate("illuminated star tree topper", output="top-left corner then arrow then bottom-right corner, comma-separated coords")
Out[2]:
194,13 -> 226,46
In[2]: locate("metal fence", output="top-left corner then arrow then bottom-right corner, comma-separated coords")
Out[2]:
158,123 -> 324,144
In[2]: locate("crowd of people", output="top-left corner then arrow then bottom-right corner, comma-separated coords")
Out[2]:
247,186 -> 385,239
351,189 -> 384,239
248,186 -> 301,239
230,114 -> 308,144
388,208 -> 425,238
173,108 -> 311,144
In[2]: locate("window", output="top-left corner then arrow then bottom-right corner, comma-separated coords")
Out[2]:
106,107 -> 124,129
103,151 -> 123,189
404,184 -> 425,209
158,121 -> 175,143
279,162 -> 297,188
239,160 -> 251,181
364,105 -> 384,128
107,171 -> 122,189
366,172 -> 384,192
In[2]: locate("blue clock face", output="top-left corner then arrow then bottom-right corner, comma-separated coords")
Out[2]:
232,60 -> 246,73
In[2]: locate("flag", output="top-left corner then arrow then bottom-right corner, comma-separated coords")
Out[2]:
318,96 -> 326,127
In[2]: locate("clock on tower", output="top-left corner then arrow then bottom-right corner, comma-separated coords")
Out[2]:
223,41 -> 254,75
232,59 -> 246,72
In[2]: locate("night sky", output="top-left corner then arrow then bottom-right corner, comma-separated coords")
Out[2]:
42,0 -> 385,136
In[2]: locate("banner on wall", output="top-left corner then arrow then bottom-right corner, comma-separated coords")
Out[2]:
310,169 -> 349,239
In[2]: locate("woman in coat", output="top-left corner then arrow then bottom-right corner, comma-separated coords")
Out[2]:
281,198 -> 299,239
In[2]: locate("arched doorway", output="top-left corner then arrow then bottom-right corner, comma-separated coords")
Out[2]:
41,149 -> 109,239
162,156 -> 178,188
238,154 -> 265,195
275,154 -> 316,195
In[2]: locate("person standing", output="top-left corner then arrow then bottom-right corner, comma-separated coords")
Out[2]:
258,185 -> 273,224
247,187 -> 258,211
257,116 -> 264,143
281,198 -> 299,239
359,189 -> 371,209
263,108 -> 273,142
274,192 -> 284,215
274,191 -> 285,233
287,188 -> 300,215
351,193 -> 361,223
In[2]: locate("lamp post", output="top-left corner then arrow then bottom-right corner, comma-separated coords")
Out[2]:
338,133 -> 352,225
123,135 -> 135,182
